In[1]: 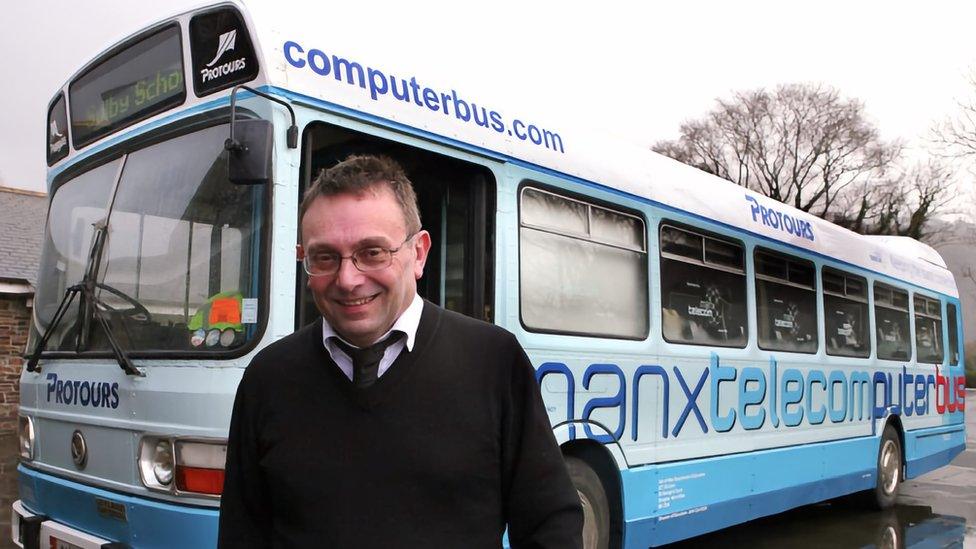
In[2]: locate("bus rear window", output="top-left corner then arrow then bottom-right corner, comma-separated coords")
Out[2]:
947,303 -> 959,366
69,24 -> 185,148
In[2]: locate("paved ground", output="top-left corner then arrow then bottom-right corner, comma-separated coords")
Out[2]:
897,388 -> 976,545
0,391 -> 971,548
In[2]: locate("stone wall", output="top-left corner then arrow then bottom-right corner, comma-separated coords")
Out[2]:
0,295 -> 30,434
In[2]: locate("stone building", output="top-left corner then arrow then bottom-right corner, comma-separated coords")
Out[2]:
0,187 -> 47,433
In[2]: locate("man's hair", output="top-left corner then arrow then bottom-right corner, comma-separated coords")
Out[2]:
299,154 -> 421,237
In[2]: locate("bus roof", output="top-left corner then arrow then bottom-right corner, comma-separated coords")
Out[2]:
52,0 -> 959,298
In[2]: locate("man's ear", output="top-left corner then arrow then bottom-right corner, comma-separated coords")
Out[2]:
296,243 -> 305,261
412,230 -> 432,279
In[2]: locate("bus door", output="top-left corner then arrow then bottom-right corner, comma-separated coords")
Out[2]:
295,122 -> 495,329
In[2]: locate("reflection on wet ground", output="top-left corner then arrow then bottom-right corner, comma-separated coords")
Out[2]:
668,500 -> 966,549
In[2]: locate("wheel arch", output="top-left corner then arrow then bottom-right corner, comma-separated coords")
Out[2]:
882,415 -> 906,479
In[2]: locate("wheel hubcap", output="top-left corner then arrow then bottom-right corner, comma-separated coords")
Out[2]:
879,439 -> 900,495
578,489 -> 598,549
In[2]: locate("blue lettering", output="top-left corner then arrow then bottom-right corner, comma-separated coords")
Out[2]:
710,354 -> 736,432
902,367 -> 914,416
452,90 -> 471,122
46,373 -> 57,401
806,370 -> 827,424
632,365 -> 669,440
472,104 -> 490,128
422,87 -> 439,111
111,383 -> 120,409
536,362 -> 575,440
582,364 -> 626,443
849,371 -> 871,420
827,370 -> 848,423
873,371 -> 889,420
915,376 -> 927,414
80,381 -> 91,406
672,367 -> 709,437
283,41 -> 305,68
746,195 -> 761,221
739,367 -> 767,430
490,111 -> 506,134
781,369 -> 804,427
769,357 -> 779,427
307,48 -> 330,76
390,77 -> 410,102
332,56 -> 366,87
513,119 -> 527,140
367,68 -> 388,100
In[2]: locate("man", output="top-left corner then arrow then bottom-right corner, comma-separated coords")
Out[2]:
219,155 -> 583,548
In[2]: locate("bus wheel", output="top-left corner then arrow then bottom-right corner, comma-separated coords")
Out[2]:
872,425 -> 902,510
566,456 -> 610,549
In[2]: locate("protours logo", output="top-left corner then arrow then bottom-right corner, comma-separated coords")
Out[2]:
200,29 -> 247,83
49,119 -> 67,155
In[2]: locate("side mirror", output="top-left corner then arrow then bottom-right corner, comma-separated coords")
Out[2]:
226,119 -> 273,185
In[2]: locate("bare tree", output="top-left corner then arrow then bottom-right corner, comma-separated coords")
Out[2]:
831,161 -> 955,240
655,83 -> 909,227
932,70 -> 976,163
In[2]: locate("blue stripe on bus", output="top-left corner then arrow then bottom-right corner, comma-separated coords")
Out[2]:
17,465 -> 218,549
613,420 -> 964,548
904,424 -> 965,478
624,470 -> 874,547
50,84 -> 960,303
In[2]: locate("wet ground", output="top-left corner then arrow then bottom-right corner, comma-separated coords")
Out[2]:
0,391 -> 972,548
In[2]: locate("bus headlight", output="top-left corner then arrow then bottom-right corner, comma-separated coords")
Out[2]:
139,437 -> 174,490
152,440 -> 175,485
18,416 -> 34,460
139,437 -> 226,497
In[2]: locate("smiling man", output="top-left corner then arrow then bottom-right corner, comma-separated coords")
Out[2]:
218,155 -> 582,548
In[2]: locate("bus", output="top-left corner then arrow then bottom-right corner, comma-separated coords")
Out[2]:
15,2 -> 967,548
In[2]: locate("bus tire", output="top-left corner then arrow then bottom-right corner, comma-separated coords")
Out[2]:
871,425 -> 902,510
566,456 -> 610,549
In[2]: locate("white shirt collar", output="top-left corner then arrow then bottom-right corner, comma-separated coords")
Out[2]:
320,293 -> 424,351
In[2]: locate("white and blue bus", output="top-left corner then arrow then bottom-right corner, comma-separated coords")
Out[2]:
16,2 -> 967,548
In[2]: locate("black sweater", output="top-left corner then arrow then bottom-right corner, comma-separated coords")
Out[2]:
218,303 -> 582,548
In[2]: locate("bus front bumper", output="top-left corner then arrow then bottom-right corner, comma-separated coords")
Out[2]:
14,465 -> 219,549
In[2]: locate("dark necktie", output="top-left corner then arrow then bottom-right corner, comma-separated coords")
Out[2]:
331,333 -> 404,389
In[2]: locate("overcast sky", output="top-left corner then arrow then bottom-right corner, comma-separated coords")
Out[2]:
1,1 -> 975,194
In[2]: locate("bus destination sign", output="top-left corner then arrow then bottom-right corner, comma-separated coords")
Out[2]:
69,24 -> 186,148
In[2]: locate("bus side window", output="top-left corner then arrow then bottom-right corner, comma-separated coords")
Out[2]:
755,249 -> 817,353
659,224 -> 747,348
519,186 -> 647,339
947,302 -> 959,366
823,268 -> 870,358
914,294 -> 944,364
874,283 -> 911,361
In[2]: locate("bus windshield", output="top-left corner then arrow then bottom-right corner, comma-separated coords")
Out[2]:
33,123 -> 265,355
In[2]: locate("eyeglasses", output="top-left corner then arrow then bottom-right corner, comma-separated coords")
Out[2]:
302,233 -> 417,277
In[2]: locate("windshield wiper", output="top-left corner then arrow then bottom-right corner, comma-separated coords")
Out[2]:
27,220 -> 145,377
26,283 -> 81,373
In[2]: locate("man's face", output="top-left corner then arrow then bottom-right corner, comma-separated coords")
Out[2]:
299,186 -> 430,347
